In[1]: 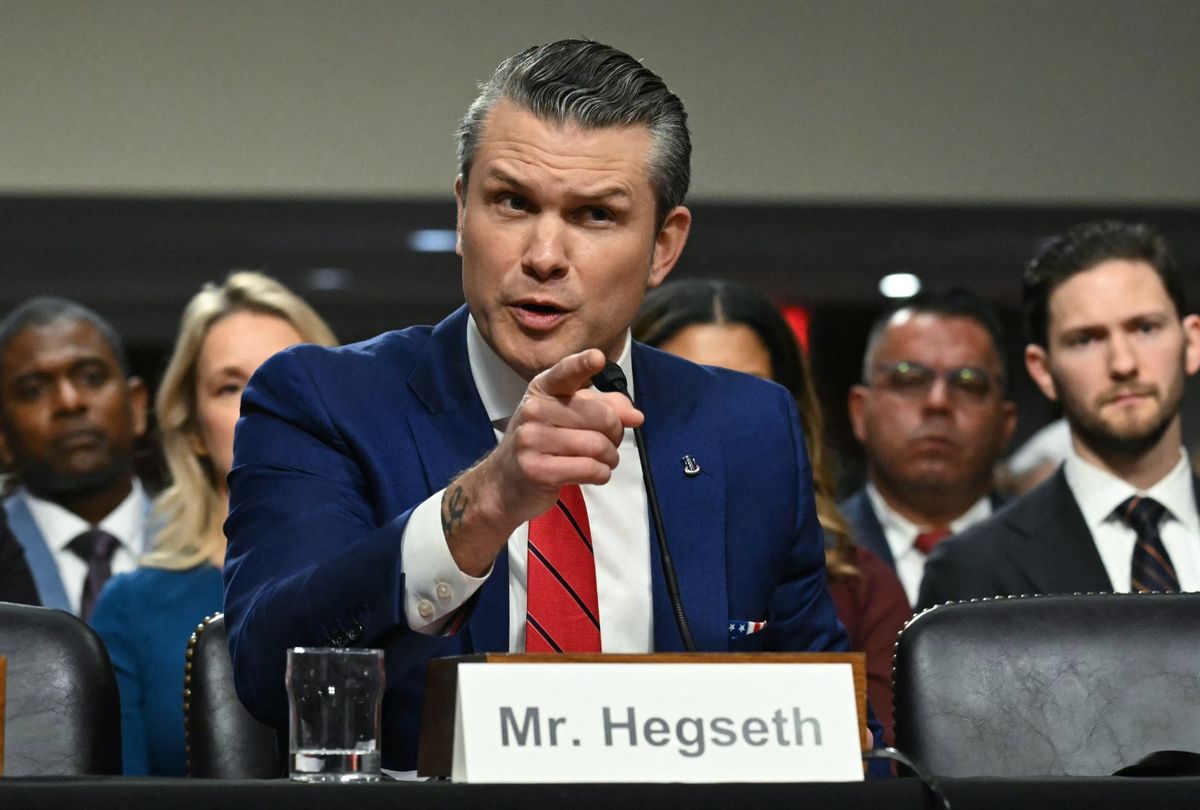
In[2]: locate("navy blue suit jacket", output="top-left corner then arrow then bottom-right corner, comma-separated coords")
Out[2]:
223,307 -> 851,770
838,489 -> 893,568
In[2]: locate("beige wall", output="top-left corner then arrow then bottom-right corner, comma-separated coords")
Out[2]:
2,0 -> 1198,202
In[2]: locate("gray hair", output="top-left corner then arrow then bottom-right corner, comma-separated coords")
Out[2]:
456,39 -> 691,231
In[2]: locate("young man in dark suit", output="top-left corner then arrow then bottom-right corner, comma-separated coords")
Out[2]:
918,221 -> 1200,609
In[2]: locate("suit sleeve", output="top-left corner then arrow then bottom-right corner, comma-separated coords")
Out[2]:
223,348 -> 425,728
765,388 -> 888,761
760,389 -> 851,655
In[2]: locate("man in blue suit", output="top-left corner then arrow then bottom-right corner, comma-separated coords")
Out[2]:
0,297 -> 151,618
224,39 -> 862,772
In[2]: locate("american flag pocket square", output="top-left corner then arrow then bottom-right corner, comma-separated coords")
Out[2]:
728,619 -> 768,639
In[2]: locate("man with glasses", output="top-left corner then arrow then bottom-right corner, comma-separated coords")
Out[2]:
918,221 -> 1200,609
841,290 -> 1017,606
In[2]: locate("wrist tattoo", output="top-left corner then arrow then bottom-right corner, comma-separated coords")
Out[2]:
441,485 -> 469,538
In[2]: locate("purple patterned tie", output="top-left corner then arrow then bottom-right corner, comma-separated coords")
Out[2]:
68,528 -> 119,620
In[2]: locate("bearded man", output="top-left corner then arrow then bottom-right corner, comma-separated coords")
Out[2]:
918,220 -> 1200,608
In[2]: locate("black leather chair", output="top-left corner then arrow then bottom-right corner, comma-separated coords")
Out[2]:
893,593 -> 1200,777
184,612 -> 284,778
0,602 -> 122,775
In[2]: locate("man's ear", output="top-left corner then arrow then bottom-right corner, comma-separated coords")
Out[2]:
1024,344 -> 1059,403
126,376 -> 150,438
847,384 -> 870,444
1182,314 -> 1200,376
647,206 -> 692,289
454,175 -> 466,258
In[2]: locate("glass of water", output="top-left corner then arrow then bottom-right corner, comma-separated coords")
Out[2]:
286,647 -> 384,782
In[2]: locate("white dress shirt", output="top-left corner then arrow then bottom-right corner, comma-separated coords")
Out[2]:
866,483 -> 993,607
22,480 -> 150,615
1062,444 -> 1200,592
400,315 -> 652,652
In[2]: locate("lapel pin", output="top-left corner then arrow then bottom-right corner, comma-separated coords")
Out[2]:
681,455 -> 701,477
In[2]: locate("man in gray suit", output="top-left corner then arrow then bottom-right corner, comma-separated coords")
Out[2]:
840,289 -> 1017,606
919,221 -> 1200,609
0,297 -> 150,618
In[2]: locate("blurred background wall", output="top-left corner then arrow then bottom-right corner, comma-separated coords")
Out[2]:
2,0 -> 1198,486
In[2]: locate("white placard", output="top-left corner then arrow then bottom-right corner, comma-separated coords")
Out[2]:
450,662 -> 861,783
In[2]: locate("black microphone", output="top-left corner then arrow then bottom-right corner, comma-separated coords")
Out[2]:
592,362 -> 696,652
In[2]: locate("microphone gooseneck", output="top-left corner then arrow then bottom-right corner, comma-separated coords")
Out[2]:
592,362 -> 696,652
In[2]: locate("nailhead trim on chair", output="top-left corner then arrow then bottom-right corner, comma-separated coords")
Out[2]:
183,612 -> 224,775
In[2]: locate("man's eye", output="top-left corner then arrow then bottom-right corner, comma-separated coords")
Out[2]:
80,370 -> 109,388
500,194 -> 528,211
585,207 -> 612,222
13,384 -> 44,402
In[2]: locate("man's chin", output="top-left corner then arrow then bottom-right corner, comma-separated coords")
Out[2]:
1083,419 -> 1172,457
21,459 -> 131,500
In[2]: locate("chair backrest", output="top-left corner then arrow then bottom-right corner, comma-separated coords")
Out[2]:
0,602 -> 122,775
184,612 -> 283,778
893,593 -> 1200,777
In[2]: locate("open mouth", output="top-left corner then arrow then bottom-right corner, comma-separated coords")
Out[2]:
511,301 -> 569,330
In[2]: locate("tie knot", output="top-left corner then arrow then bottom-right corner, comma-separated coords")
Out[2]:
914,527 -> 952,555
68,528 -> 119,564
1118,496 -> 1167,534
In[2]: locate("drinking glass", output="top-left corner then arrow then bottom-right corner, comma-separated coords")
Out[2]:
286,647 -> 384,782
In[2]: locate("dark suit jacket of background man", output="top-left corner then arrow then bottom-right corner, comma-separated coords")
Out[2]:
0,508 -> 39,605
915,468 -> 1200,610
223,306 -> 851,771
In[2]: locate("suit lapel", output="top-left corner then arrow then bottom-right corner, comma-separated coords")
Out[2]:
404,307 -> 509,653
633,345 -> 729,652
842,489 -> 895,568
1001,469 -> 1113,594
5,493 -> 71,612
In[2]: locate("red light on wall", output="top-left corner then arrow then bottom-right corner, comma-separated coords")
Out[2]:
780,304 -> 810,355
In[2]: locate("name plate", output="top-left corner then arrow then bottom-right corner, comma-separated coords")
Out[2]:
451,662 -> 861,783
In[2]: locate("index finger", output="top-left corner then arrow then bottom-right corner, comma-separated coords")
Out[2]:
531,349 -> 608,398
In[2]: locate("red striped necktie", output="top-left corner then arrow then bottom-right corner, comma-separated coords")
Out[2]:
525,485 -> 601,652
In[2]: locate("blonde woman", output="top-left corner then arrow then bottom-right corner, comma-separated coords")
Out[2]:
91,272 -> 336,775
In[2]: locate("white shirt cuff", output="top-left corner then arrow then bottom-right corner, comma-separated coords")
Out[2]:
400,488 -> 491,634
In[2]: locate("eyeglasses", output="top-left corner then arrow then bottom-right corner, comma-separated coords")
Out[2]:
870,360 -> 1002,403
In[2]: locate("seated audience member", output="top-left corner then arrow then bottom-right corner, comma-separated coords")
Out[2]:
0,297 -> 151,618
919,221 -> 1200,608
635,279 -> 910,744
90,272 -> 336,776
840,289 -> 1017,606
0,506 -> 39,604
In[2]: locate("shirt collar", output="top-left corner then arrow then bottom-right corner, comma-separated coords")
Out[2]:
465,314 -> 635,426
866,481 -> 993,548
1063,441 -> 1197,532
23,479 -> 147,552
